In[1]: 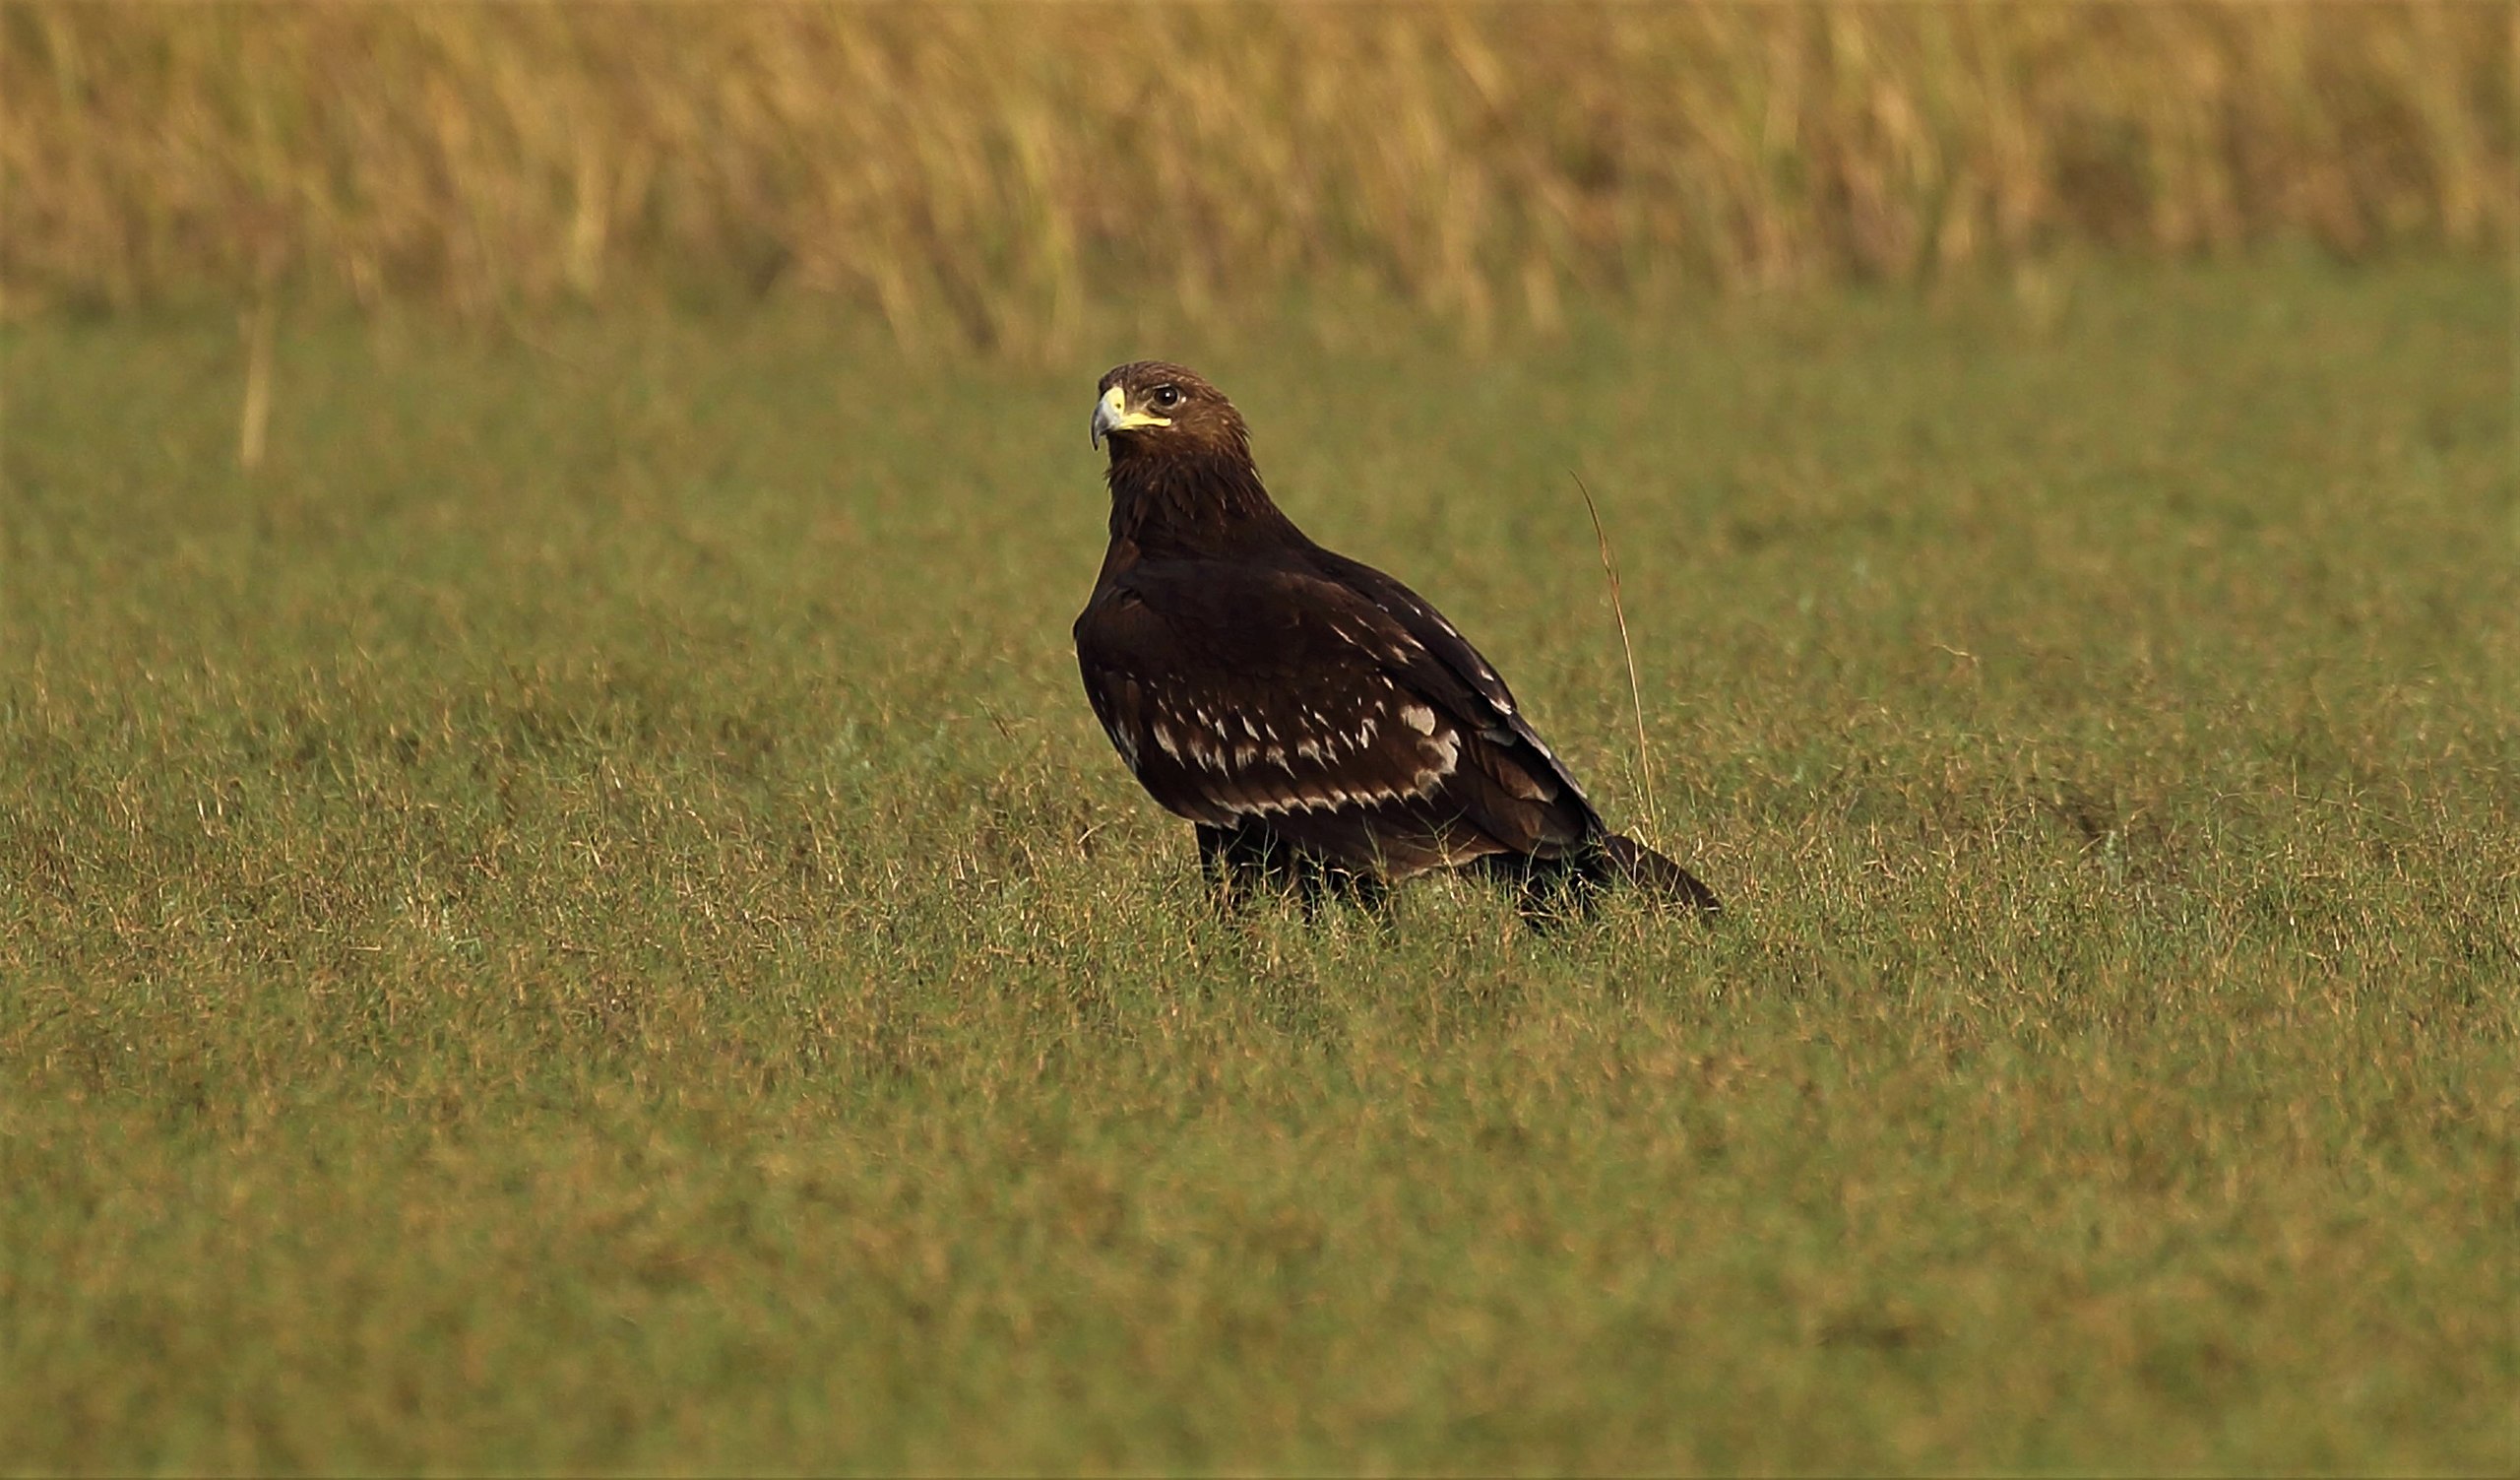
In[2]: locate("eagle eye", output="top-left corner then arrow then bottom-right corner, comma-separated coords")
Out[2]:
1152,384 -> 1183,410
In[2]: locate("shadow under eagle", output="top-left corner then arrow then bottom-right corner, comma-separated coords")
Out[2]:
1073,360 -> 1719,920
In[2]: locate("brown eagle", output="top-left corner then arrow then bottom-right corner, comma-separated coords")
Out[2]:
1074,360 -> 1719,916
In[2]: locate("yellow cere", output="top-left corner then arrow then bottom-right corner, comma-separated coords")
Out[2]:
1104,384 -> 1169,430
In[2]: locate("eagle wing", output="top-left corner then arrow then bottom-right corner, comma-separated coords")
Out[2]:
1075,556 -> 1596,866
1303,546 -> 1602,814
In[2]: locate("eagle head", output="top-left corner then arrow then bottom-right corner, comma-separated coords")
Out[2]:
1091,361 -> 1249,461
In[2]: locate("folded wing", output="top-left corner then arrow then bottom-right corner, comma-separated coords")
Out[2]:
1075,559 -> 1598,872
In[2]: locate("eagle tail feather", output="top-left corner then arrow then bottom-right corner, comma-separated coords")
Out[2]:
1473,833 -> 1722,922
1597,832 -> 1723,915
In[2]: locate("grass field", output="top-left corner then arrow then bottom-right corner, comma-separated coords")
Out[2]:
1,260 -> 2512,1471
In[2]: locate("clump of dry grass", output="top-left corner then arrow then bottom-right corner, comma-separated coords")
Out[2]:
3,3 -> 2507,349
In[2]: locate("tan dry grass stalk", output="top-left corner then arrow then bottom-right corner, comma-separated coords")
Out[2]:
237,291 -> 275,472
3,3 -> 2508,350
1571,471 -> 1658,845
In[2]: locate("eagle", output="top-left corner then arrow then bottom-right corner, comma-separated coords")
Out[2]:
1073,360 -> 1719,917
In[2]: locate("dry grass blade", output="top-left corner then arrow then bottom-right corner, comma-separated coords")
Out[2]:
237,293 -> 275,473
1571,470 -> 1657,842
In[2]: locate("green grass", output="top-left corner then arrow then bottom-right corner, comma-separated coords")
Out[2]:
1,260 -> 2512,1472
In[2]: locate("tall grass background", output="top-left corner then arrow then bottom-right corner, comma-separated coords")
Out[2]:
5,3 -> 2509,351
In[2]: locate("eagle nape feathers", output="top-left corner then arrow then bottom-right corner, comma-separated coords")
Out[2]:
1073,359 -> 1719,921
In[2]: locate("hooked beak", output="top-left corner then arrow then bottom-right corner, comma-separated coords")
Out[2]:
1089,384 -> 1168,449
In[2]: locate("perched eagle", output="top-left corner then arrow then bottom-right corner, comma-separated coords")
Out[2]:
1073,360 -> 1719,916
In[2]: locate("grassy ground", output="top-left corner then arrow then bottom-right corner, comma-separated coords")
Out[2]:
0,260 -> 2512,1472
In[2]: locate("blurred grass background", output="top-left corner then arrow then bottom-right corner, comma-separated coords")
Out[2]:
5,2 -> 2509,350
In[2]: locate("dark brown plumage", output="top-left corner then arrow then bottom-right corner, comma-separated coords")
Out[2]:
1074,360 -> 1719,917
